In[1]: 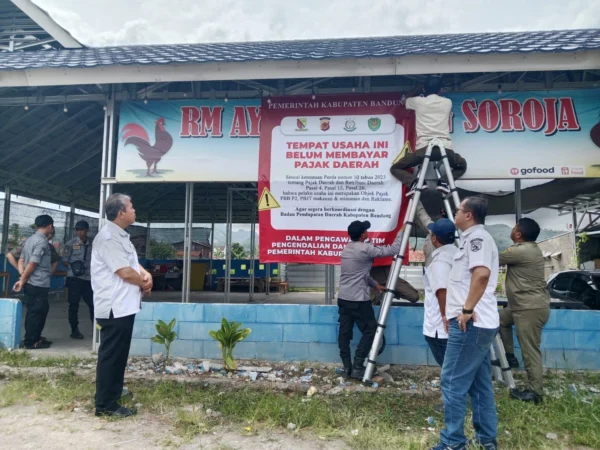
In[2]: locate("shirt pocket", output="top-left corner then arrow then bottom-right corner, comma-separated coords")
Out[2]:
449,251 -> 466,282
123,241 -> 137,265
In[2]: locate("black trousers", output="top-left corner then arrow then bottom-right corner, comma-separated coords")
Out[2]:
338,298 -> 379,363
66,277 -> 94,332
23,284 -> 50,347
95,312 -> 136,413
390,147 -> 467,187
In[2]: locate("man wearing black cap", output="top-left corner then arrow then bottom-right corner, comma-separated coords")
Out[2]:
63,220 -> 94,339
338,220 -> 405,379
13,215 -> 55,349
423,218 -> 457,367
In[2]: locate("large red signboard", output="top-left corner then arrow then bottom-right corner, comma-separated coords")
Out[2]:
258,94 -> 415,264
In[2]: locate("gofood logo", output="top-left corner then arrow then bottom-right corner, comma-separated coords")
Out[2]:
509,167 -> 555,176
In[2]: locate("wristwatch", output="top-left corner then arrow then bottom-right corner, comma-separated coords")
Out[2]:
462,307 -> 474,314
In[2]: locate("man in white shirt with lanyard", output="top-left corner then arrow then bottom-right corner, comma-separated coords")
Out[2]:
423,218 -> 457,367
92,194 -> 153,418
431,196 -> 499,450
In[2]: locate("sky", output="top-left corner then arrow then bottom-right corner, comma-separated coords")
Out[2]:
33,0 -> 600,47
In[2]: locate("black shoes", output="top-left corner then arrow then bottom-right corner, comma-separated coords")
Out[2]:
70,330 -> 85,340
510,388 -> 543,404
350,357 -> 366,380
95,406 -> 137,418
24,339 -> 52,349
505,353 -> 520,368
341,358 -> 353,379
492,352 -> 519,369
436,180 -> 451,197
121,387 -> 134,401
406,179 -> 425,198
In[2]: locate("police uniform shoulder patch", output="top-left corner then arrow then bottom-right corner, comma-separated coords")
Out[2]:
470,238 -> 483,252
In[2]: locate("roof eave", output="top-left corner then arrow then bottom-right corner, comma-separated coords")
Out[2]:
10,0 -> 83,49
1,49 -> 599,88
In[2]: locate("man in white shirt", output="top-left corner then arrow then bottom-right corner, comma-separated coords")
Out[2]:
391,77 -> 467,198
432,196 -> 499,450
423,218 -> 457,367
92,193 -> 153,418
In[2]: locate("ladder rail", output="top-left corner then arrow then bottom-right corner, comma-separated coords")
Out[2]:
363,138 -> 516,389
363,139 -> 439,382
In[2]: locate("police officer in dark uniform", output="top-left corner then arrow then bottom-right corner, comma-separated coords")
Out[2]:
63,220 -> 94,339
338,221 -> 405,379
13,215 -> 55,349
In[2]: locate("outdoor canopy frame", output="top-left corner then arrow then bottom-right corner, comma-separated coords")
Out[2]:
1,27 -> 600,352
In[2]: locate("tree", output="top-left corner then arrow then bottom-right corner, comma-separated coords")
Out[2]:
148,240 -> 177,259
230,242 -> 248,259
7,223 -> 24,249
213,247 -> 225,259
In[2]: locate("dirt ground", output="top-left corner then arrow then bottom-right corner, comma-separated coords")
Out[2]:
0,403 -> 349,450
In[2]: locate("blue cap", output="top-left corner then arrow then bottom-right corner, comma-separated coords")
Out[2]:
427,218 -> 456,242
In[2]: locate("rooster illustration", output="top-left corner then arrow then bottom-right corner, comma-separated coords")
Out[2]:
121,117 -> 174,176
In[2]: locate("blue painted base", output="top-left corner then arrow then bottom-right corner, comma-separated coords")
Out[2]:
1,297 -> 598,368
130,303 -> 600,369
0,298 -> 22,349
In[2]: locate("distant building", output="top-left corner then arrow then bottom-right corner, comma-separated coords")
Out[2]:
409,250 -> 425,266
537,232 -> 576,279
172,240 -> 212,259
130,235 -> 147,257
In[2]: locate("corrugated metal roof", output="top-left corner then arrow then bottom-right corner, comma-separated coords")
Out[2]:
0,28 -> 598,71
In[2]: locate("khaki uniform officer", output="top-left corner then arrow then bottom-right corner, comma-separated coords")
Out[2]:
499,218 -> 550,405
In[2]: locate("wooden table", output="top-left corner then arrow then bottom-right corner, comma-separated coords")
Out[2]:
216,277 -> 265,293
152,272 -> 183,291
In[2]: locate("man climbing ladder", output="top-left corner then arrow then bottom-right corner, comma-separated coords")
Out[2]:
391,76 -> 467,198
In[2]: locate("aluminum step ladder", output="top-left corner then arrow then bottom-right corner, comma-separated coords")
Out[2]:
363,138 -> 515,389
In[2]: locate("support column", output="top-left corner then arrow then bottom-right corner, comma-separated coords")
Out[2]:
572,207 -> 578,267
181,183 -> 194,303
225,189 -> 233,303
94,85 -> 113,352
324,264 -> 329,304
1,186 -> 11,255
249,206 -> 256,302
185,183 -> 194,302
328,265 -> 336,305
105,85 -> 116,200
145,219 -> 151,259
97,90 -> 111,229
208,221 -> 214,289
1,187 -> 11,294
514,179 -> 522,222
265,263 -> 271,296
67,201 -> 76,241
